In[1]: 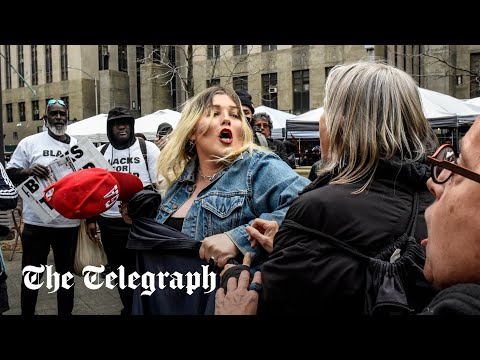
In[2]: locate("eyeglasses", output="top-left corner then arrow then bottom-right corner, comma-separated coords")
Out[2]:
427,144 -> 480,184
47,99 -> 67,108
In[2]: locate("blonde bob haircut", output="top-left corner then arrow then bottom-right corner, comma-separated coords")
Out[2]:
156,86 -> 258,191
319,60 -> 438,194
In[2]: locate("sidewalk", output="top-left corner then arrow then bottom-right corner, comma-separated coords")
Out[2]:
1,249 -> 123,315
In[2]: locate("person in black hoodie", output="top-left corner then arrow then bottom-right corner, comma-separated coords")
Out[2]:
86,106 -> 160,315
244,61 -> 440,315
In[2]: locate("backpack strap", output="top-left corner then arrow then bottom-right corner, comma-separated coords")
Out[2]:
100,143 -> 109,155
137,137 -> 149,174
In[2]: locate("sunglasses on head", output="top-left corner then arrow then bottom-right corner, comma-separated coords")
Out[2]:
47,99 -> 67,108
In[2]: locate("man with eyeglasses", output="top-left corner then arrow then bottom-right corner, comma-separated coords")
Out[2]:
418,116 -> 480,314
154,122 -> 173,150
251,112 -> 290,166
6,99 -> 80,316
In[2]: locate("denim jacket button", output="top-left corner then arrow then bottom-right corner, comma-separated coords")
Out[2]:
172,204 -> 178,209
187,186 -> 194,192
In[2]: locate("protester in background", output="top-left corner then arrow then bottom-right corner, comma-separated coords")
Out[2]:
235,90 -> 269,148
155,86 -> 309,270
154,122 -> 173,150
248,61 -> 439,315
251,113 -> 290,166
0,162 -> 18,314
86,106 -> 160,315
6,99 -> 79,316
283,140 -> 298,169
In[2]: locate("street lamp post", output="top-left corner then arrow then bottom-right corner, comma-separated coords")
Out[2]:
67,65 -> 98,114
364,45 -> 375,62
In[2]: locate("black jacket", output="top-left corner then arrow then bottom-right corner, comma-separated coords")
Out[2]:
261,159 -> 437,315
420,284 -> 480,315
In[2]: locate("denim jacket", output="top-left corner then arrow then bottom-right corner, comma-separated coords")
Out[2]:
155,149 -> 310,261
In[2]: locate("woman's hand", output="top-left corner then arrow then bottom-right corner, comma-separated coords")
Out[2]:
199,233 -> 239,268
245,218 -> 279,254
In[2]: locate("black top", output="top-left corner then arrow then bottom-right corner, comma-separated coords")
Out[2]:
164,217 -> 184,232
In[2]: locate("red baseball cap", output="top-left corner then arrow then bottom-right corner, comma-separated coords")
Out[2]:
43,168 -> 144,219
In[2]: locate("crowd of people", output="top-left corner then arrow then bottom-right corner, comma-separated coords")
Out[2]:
1,59 -> 480,316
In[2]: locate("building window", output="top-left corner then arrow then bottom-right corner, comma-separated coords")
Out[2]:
60,97 -> 69,122
262,45 -> 277,52
98,45 -> 109,70
60,96 -> 69,108
136,45 -> 145,111
207,78 -> 220,87
292,69 -> 310,114
45,45 -> 52,83
31,45 -> 38,85
386,45 -> 423,87
60,45 -> 68,81
325,66 -> 334,79
207,45 -> 220,59
233,45 -> 248,56
6,104 -> 13,123
261,73 -> 278,109
18,45 -> 24,87
233,76 -> 248,92
470,53 -> 480,98
19,102 -> 26,122
13,132 -> 18,141
118,45 -> 128,72
5,46 -> 11,89
32,100 -> 40,120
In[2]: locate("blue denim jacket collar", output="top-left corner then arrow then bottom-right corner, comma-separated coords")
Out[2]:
178,152 -> 246,185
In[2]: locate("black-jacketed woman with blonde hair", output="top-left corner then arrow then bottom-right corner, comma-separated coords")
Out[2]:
154,86 -> 309,274
252,61 -> 439,315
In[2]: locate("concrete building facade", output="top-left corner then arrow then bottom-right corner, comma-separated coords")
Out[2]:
2,44 -> 480,150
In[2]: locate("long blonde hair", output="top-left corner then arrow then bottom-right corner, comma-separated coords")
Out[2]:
319,60 -> 438,193
156,86 -> 258,191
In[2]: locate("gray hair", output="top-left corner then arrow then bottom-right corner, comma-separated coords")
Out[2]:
319,60 -> 438,193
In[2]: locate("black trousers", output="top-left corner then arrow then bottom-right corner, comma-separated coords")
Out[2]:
21,223 -> 78,316
97,216 -> 135,315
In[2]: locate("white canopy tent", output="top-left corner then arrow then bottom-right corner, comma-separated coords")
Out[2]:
285,88 -> 480,138
285,108 -> 323,139
253,105 -> 292,139
67,113 -> 109,143
66,109 -> 182,143
134,109 -> 182,140
419,88 -> 480,127
465,97 -> 480,108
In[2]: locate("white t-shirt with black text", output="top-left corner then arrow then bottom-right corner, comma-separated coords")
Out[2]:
7,132 -> 80,228
98,139 -> 160,218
